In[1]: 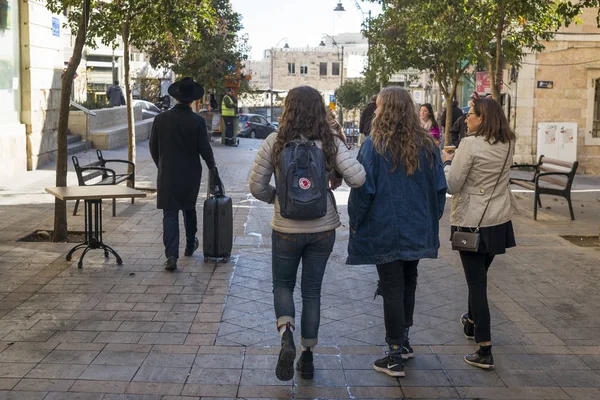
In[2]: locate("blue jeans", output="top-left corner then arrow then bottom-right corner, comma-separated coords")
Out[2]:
272,229 -> 335,347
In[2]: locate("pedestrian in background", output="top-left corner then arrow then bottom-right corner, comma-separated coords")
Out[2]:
442,98 -> 517,369
221,87 -> 238,144
150,77 -> 217,271
449,93 -> 479,147
249,85 -> 365,382
106,80 -> 125,106
440,99 -> 464,133
348,87 -> 447,378
358,95 -> 377,146
419,103 -> 441,146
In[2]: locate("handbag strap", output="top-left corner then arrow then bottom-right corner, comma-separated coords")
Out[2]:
476,140 -> 511,230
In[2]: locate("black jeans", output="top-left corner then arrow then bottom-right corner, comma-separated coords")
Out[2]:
163,209 -> 197,259
459,251 -> 495,343
375,260 -> 419,346
272,230 -> 335,347
223,116 -> 235,139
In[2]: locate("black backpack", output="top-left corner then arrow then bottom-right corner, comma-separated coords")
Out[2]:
276,140 -> 328,220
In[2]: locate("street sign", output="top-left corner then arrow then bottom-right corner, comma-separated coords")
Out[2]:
537,81 -> 554,89
52,17 -> 60,37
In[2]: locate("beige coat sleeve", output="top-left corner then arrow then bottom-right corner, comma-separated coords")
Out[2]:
334,139 -> 366,188
444,137 -> 474,195
249,133 -> 277,204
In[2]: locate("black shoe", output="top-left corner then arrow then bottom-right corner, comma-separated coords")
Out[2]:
164,257 -> 177,271
402,338 -> 414,360
460,313 -> 475,340
296,349 -> 314,379
275,324 -> 296,381
373,353 -> 405,377
464,349 -> 494,369
184,237 -> 199,257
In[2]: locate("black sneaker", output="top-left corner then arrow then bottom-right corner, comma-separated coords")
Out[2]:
402,338 -> 414,360
296,349 -> 314,379
464,349 -> 494,369
164,257 -> 177,271
373,353 -> 405,377
460,313 -> 475,340
184,237 -> 199,257
275,324 -> 296,381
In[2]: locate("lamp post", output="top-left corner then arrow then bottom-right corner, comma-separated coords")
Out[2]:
321,33 -> 344,125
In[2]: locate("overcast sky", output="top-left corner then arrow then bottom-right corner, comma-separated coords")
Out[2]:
230,0 -> 382,61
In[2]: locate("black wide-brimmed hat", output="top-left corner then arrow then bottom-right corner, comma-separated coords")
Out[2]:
168,77 -> 204,102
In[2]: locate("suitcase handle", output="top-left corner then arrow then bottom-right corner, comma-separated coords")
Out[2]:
208,167 -> 225,198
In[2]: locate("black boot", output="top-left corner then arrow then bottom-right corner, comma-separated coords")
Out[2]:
184,237 -> 199,257
460,313 -> 475,340
275,323 -> 296,381
296,349 -> 314,379
164,257 -> 177,271
464,345 -> 494,369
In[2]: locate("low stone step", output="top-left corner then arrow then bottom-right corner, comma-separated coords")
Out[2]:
67,140 -> 92,156
67,134 -> 82,145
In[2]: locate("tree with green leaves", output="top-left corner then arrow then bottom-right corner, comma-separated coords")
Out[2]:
468,0 -> 565,100
335,80 -> 364,112
147,0 -> 248,97
365,0 -> 479,145
45,0 -> 99,241
96,0 -> 217,183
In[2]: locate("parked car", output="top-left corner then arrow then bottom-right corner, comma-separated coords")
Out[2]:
133,100 -> 162,120
238,114 -> 277,139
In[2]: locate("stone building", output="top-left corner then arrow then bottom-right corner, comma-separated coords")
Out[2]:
514,9 -> 600,174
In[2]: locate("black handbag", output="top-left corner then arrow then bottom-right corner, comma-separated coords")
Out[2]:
451,141 -> 511,252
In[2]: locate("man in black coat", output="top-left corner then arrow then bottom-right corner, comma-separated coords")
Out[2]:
150,77 -> 217,271
439,100 -> 463,131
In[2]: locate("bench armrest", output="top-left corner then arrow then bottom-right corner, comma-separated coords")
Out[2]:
78,167 -> 116,185
510,164 -> 538,170
535,171 -> 571,187
102,159 -> 135,171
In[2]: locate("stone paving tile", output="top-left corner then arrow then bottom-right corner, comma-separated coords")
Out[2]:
78,365 -> 138,381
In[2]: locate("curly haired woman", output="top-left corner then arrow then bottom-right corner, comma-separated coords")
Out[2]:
347,87 -> 447,378
249,86 -> 366,381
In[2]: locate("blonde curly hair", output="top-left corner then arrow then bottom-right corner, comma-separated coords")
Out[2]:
371,87 -> 436,175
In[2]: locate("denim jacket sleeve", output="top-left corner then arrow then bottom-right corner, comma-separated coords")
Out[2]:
434,148 -> 447,220
349,139 -> 377,230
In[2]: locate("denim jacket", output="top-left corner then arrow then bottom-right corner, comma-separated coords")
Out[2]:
347,137 -> 447,265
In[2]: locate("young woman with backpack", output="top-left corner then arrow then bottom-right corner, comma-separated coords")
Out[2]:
249,85 -> 366,382
347,87 -> 447,378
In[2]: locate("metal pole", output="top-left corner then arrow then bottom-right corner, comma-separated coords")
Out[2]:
339,46 -> 344,126
270,49 -> 274,123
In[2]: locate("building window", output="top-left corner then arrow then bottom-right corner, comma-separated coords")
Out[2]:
0,0 -> 20,125
332,62 -> 340,76
288,63 -> 296,75
594,79 -> 600,138
300,65 -> 308,75
320,62 -> 327,76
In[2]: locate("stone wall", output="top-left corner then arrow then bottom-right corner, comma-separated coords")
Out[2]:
19,0 -> 64,170
514,9 -> 600,174
271,49 -> 345,92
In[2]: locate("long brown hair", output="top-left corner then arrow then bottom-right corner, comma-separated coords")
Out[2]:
471,98 -> 516,144
272,86 -> 338,170
371,87 -> 436,175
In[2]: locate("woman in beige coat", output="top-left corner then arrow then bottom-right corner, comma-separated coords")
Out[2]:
442,98 -> 516,370
249,86 -> 366,382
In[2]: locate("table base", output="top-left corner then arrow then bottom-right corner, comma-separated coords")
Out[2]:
65,199 -> 123,268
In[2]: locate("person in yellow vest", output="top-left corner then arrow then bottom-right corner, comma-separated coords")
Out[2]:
221,88 -> 238,144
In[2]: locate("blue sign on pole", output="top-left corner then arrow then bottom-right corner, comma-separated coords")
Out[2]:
329,94 -> 336,103
52,17 -> 60,37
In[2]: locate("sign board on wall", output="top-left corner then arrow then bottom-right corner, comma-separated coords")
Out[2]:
413,90 -> 423,104
537,81 -> 554,89
537,122 -> 578,163
52,17 -> 60,37
476,71 -> 504,95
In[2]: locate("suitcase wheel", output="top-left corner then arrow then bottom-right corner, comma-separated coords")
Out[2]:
204,257 -> 208,263
222,257 -> 228,263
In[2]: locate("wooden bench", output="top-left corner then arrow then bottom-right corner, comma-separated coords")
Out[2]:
509,155 -> 578,220
72,149 -> 135,217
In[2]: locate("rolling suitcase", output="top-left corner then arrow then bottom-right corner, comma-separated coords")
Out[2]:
203,168 -> 233,263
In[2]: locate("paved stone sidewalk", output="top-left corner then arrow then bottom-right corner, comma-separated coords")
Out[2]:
0,137 -> 599,399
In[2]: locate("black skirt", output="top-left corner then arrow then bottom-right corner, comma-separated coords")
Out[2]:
451,221 -> 516,256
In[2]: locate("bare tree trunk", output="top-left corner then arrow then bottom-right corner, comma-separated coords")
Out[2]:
122,22 -> 136,184
491,3 -> 505,101
53,0 -> 90,242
